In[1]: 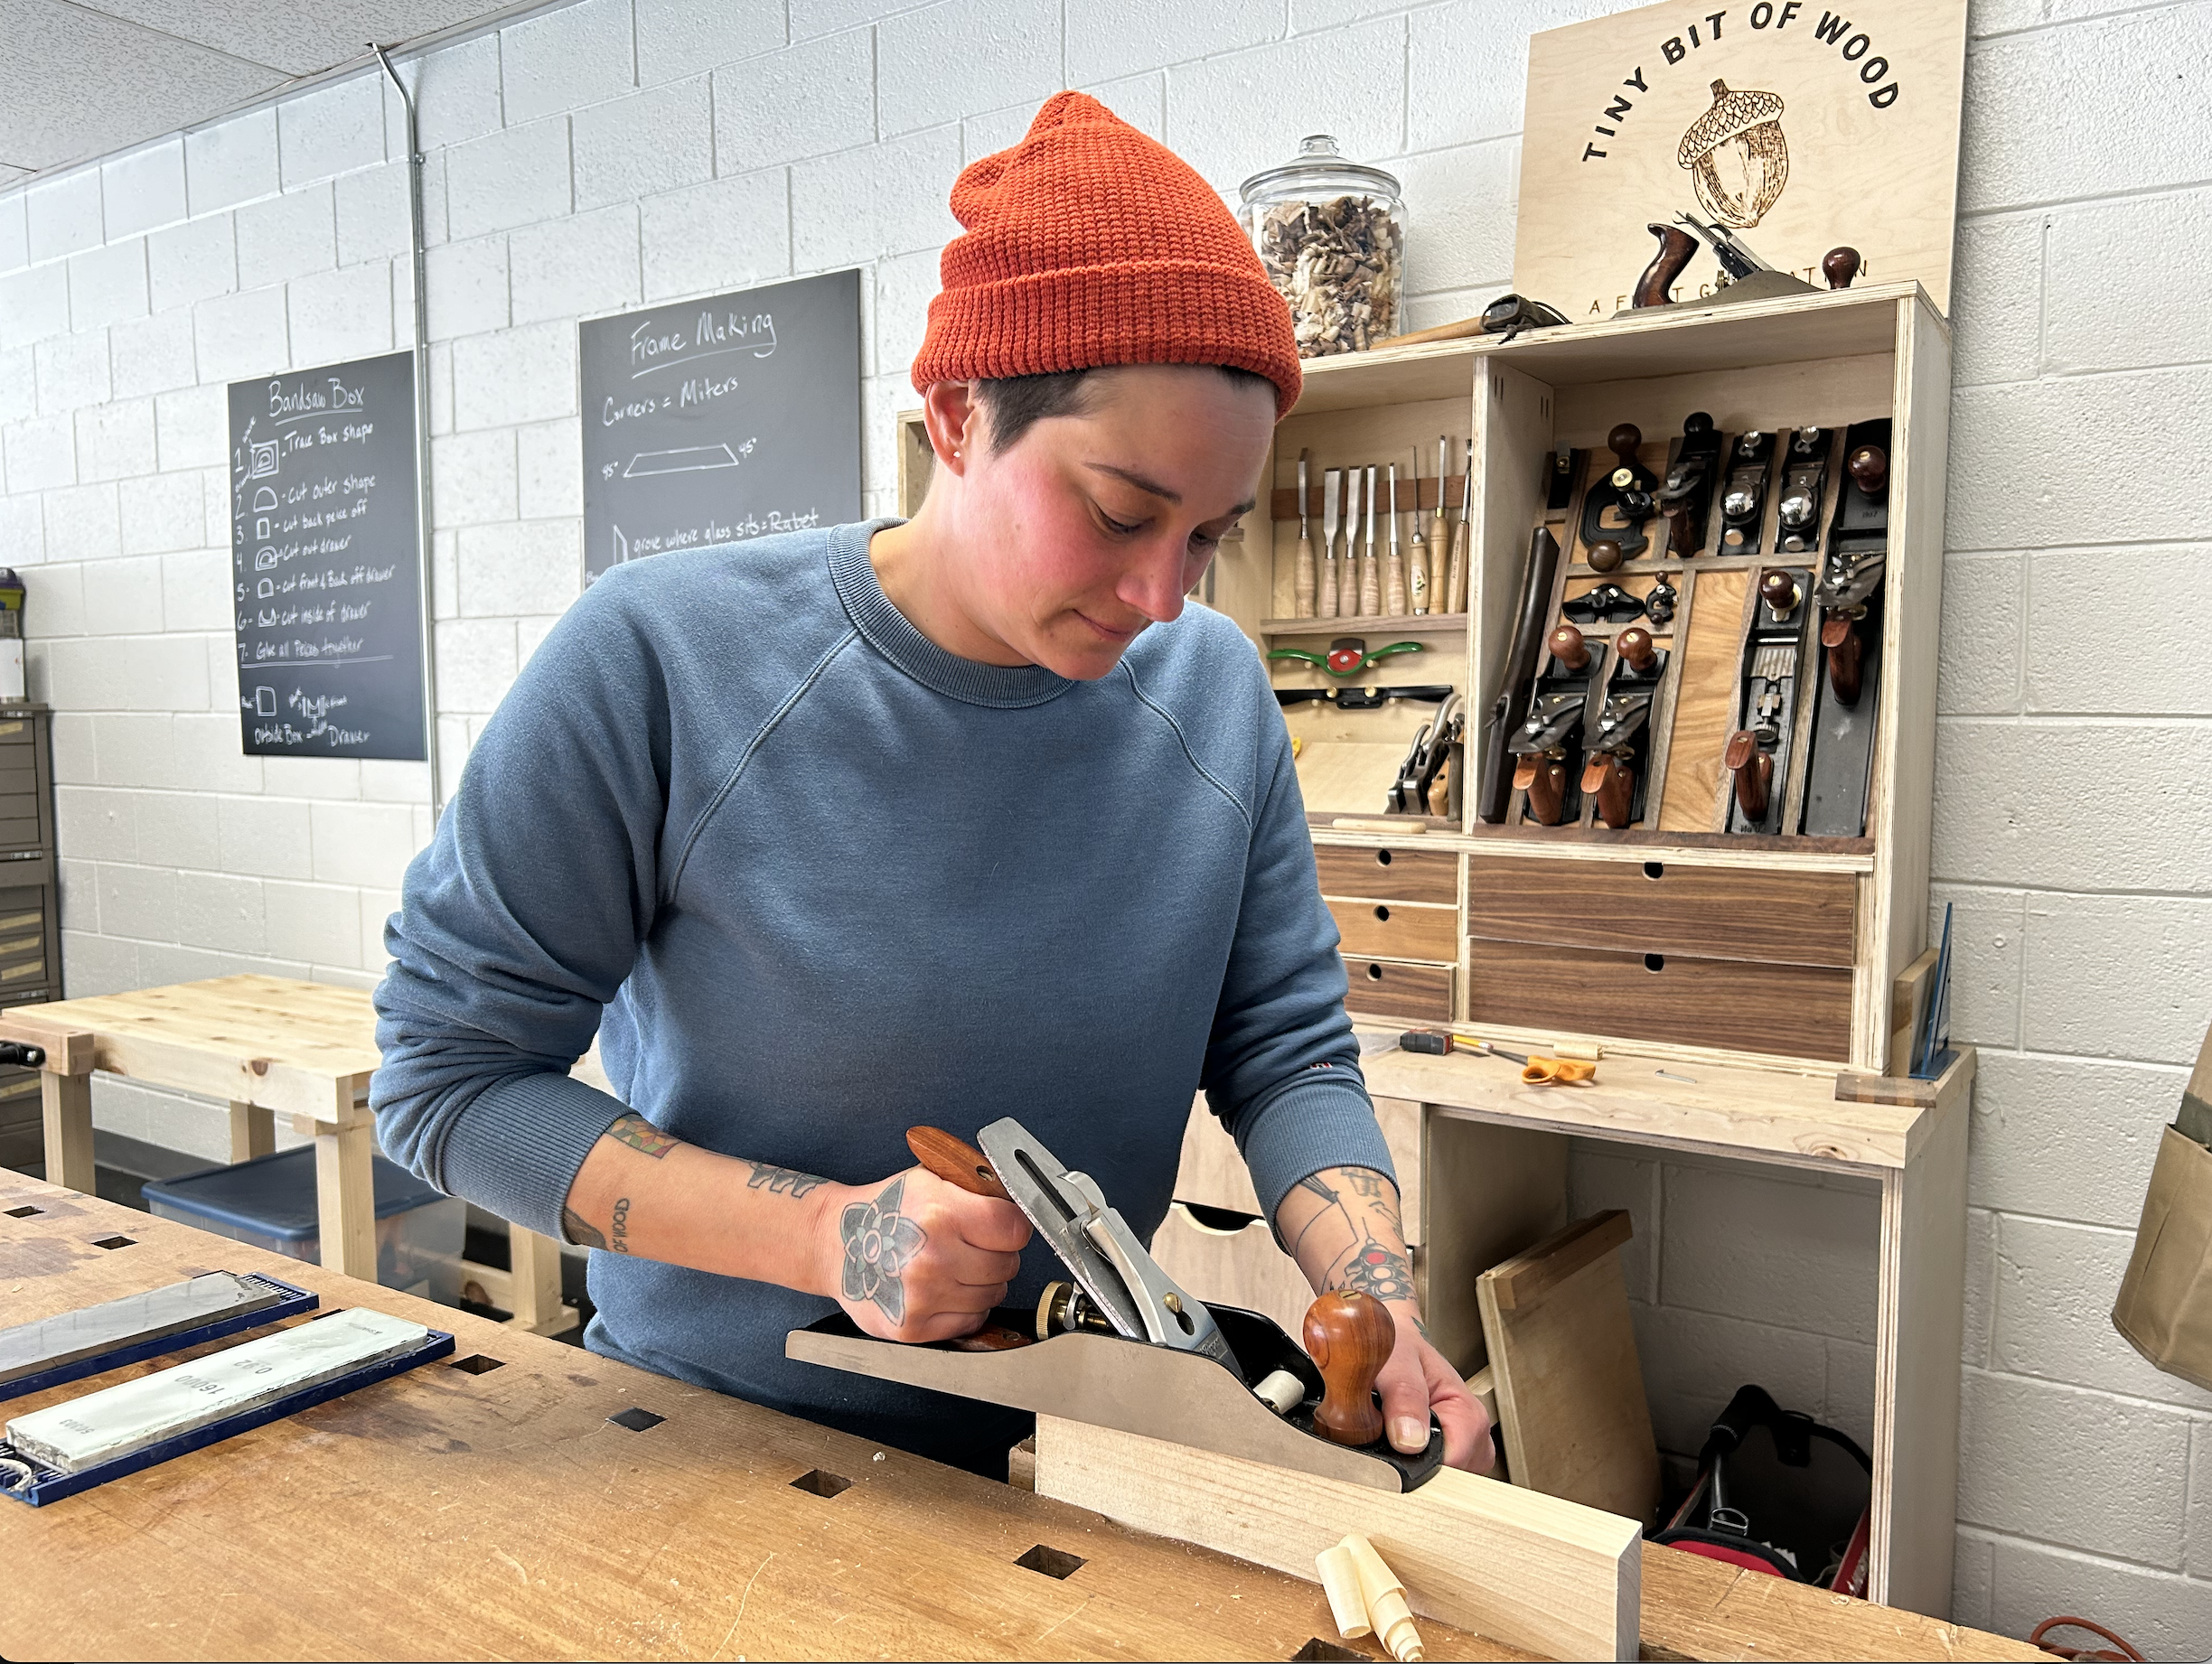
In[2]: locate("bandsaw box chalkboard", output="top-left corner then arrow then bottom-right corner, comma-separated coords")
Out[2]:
228,351 -> 426,761
580,269 -> 862,584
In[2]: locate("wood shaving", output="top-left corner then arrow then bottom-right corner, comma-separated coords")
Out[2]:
1255,194 -> 1403,358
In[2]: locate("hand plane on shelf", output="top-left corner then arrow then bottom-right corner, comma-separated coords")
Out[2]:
1722,569 -> 1814,833
1478,528 -> 1562,823
1775,427 -> 1833,555
786,1119 -> 1444,1493
1578,425 -> 1658,568
1582,626 -> 1668,829
1508,622 -> 1601,827
1390,691 -> 1463,817
1655,412 -> 1723,556
1801,418 -> 1892,836
1717,430 -> 1776,556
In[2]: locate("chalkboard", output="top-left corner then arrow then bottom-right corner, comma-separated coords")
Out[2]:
228,351 -> 426,761
580,269 -> 862,584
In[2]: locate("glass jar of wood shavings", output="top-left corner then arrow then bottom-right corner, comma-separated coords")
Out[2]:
1240,136 -> 1405,359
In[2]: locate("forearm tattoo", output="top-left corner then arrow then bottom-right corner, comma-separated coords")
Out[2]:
560,1204 -> 606,1249
746,1162 -> 828,1198
611,1194 -> 633,1254
841,1174 -> 927,1323
607,1113 -> 679,1157
1283,1165 -> 1417,1307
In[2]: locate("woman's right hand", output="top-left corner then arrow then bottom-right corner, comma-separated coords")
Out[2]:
814,1165 -> 1032,1342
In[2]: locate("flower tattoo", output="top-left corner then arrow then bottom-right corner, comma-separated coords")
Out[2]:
840,1174 -> 927,1324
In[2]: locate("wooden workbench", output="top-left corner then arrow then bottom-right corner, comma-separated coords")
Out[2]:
0,1174 -> 2041,1662
0,974 -> 571,1333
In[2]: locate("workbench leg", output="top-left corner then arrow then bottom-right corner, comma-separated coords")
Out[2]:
228,1101 -> 276,1164
1868,1090 -> 1969,1616
314,1119 -> 379,1283
506,1223 -> 572,1334
39,1070 -> 95,1194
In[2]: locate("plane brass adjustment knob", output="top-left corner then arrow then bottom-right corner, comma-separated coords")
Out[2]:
1587,539 -> 1625,574
1848,444 -> 1889,497
1759,570 -> 1801,614
1304,1290 -> 1394,1447
1549,622 -> 1591,671
1823,247 -> 1861,290
1607,424 -> 1642,465
1617,626 -> 1657,674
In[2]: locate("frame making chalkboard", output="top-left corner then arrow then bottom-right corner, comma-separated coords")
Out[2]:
227,351 -> 426,762
580,269 -> 863,584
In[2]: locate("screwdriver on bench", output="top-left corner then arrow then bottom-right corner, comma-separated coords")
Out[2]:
1396,1029 -> 1596,1086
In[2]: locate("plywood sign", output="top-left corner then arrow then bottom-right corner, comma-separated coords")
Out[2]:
1514,0 -> 1968,318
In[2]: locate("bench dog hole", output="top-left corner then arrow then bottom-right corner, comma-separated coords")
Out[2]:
791,1468 -> 851,1498
3,1205 -> 42,1218
1015,1544 -> 1086,1580
608,1407 -> 664,1432
1291,1641 -> 1365,1661
91,1235 -> 136,1250
448,1354 -> 505,1376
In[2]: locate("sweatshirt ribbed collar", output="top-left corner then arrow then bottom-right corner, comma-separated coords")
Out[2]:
829,520 -> 1076,709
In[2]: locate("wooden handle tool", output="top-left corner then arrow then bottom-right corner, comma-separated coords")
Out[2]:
1446,437 -> 1472,612
1319,466 -> 1343,620
1359,465 -> 1382,617
1303,1289 -> 1394,1446
1406,446 -> 1429,616
1383,462 -> 1408,616
905,1126 -> 1010,1201
1294,449 -> 1317,619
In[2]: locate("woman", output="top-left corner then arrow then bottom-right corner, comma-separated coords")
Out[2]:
373,92 -> 1486,1479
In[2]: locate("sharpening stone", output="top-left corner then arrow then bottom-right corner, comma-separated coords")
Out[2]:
5,1307 -> 429,1472
0,1273 -> 286,1388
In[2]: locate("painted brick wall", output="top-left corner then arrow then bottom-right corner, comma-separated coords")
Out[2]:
1,0 -> 2207,1642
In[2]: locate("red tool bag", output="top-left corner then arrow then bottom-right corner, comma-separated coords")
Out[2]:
1651,1385 -> 1874,1596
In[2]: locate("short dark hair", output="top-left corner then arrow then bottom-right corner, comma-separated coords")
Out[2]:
974,365 -> 1272,453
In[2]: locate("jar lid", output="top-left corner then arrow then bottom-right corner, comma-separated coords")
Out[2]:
1238,135 -> 1401,203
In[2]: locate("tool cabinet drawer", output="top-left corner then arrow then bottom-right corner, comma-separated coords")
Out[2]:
1315,844 -> 1457,905
1343,956 -> 1455,1024
1466,937 -> 1852,1061
1466,855 -> 1857,968
1329,899 -> 1457,962
1149,1201 -> 1312,1340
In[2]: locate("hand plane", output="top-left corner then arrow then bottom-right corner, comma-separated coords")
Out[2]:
1717,430 -> 1776,556
1723,569 -> 1814,834
1775,427 -> 1833,555
1508,622 -> 1601,826
1800,418 -> 1892,836
1655,412 -> 1722,556
1582,626 -> 1667,829
1578,425 -> 1657,566
785,1119 -> 1445,1492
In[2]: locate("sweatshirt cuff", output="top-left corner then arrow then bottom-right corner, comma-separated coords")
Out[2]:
436,1071 -> 630,1241
1236,1073 -> 1396,1222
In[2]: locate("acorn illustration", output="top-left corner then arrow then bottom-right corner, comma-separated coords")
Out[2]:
1679,79 -> 1788,229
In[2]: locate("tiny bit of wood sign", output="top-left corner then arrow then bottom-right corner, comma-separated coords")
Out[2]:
1514,0 -> 1969,318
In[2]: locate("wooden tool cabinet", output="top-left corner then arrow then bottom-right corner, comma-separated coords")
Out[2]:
892,283 -> 1964,1616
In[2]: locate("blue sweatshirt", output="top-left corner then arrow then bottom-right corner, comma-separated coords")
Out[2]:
371,520 -> 1391,1472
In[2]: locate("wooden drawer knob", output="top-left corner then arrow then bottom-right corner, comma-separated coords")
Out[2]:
1304,1289 -> 1393,1446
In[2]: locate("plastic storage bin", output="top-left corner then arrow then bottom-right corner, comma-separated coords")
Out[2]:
144,1146 -> 464,1308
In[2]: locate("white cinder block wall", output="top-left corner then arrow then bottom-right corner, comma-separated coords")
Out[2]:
1,0 -> 2207,1643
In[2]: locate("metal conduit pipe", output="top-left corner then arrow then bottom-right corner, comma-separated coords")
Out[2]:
373,42 -> 444,820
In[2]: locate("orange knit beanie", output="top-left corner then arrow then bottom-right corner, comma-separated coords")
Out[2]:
910,92 -> 1302,417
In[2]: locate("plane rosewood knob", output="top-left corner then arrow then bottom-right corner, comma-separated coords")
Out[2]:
1549,622 -> 1590,671
1848,444 -> 1888,497
1759,570 -> 1800,614
1823,247 -> 1861,290
1607,424 -> 1642,464
1595,756 -> 1636,829
1617,626 -> 1657,674
1304,1290 -> 1395,1447
1587,539 -> 1625,574
1724,731 -> 1772,820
